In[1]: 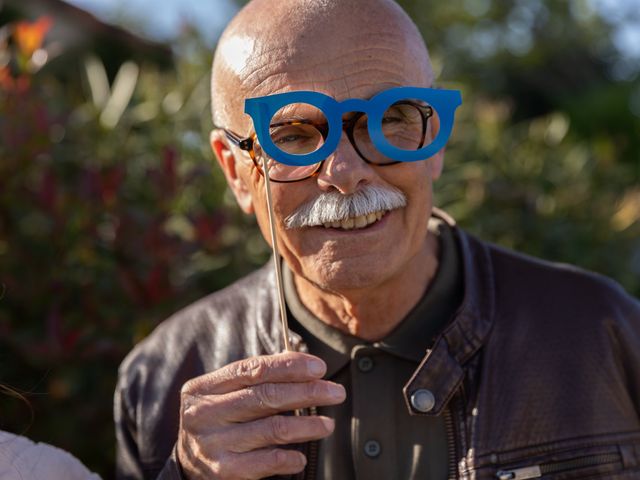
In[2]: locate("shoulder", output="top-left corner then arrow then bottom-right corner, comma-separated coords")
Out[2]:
472,236 -> 640,371
0,430 -> 101,480
116,263 -> 277,397
484,240 -> 639,322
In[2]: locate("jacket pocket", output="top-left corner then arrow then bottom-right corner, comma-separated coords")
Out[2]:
478,432 -> 640,480
495,451 -> 622,479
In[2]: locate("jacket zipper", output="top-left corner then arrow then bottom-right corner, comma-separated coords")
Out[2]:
304,439 -> 319,480
302,406 -> 319,480
495,452 -> 621,479
444,407 -> 458,479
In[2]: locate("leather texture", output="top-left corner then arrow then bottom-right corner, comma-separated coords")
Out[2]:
114,212 -> 640,480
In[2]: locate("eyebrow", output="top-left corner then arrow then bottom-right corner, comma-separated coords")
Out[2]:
270,111 -> 326,125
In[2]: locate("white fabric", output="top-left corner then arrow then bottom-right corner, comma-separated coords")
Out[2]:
0,431 -> 101,480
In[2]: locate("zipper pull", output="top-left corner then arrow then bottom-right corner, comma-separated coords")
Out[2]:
496,465 -> 542,480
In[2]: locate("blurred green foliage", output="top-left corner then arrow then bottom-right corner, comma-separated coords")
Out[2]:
0,17 -> 268,477
0,0 -> 639,477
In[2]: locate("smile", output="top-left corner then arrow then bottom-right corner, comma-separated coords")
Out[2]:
321,210 -> 386,230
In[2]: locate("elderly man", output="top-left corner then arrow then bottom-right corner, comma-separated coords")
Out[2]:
114,0 -> 640,479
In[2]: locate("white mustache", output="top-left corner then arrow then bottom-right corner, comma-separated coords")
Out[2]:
284,185 -> 407,229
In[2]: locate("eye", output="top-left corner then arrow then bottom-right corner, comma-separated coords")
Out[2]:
270,125 -> 314,144
382,106 -> 409,124
273,133 -> 311,145
269,124 -> 324,155
382,114 -> 404,124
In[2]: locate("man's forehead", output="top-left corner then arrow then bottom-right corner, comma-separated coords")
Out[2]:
213,0 -> 433,127
234,31 -> 431,99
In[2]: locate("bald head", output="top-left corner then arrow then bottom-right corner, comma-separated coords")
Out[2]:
211,0 -> 433,129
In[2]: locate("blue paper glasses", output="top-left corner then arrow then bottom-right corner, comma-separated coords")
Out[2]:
224,86 -> 462,183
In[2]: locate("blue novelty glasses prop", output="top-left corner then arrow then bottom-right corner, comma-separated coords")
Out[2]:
224,86 -> 462,183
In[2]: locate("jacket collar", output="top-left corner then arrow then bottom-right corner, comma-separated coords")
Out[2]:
403,208 -> 496,415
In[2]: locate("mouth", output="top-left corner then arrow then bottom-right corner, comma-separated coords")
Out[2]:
319,210 -> 387,231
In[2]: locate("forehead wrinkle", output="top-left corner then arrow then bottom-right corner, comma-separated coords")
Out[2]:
241,51 -> 427,100
242,70 -> 408,104
300,46 -> 419,75
236,25 -> 429,88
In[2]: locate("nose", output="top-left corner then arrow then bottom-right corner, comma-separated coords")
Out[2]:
316,135 -> 377,194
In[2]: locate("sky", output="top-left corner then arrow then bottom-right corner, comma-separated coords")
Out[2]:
65,0 -> 239,43
65,0 -> 639,67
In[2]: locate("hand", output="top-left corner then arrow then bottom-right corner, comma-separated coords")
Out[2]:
177,352 -> 346,479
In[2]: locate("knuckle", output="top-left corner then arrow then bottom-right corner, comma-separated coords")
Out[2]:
269,416 -> 290,443
236,357 -> 267,382
306,381 -> 323,399
180,379 -> 195,397
181,404 -> 197,426
180,395 -> 199,426
280,354 -> 297,370
211,455 -> 231,479
256,382 -> 282,409
275,449 -> 291,467
213,451 -> 245,480
265,449 -> 305,472
270,449 -> 291,468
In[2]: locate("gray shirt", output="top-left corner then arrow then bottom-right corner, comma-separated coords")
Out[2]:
284,218 -> 464,480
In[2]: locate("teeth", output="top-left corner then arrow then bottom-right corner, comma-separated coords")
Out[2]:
342,218 -> 355,229
354,216 -> 367,229
322,210 -> 387,230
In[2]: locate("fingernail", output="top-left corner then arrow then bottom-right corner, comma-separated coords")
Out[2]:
327,383 -> 345,400
319,416 -> 335,432
307,358 -> 326,377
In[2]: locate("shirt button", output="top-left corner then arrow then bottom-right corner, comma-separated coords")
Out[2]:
357,356 -> 374,372
410,389 -> 435,413
363,440 -> 381,458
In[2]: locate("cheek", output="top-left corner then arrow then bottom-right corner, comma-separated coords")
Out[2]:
270,183 -> 317,225
255,183 -> 309,249
385,162 -> 433,200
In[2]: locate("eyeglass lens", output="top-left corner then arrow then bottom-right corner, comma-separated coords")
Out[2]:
255,99 -> 438,182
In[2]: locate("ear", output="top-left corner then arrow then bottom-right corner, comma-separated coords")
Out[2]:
210,129 -> 255,214
428,111 -> 444,181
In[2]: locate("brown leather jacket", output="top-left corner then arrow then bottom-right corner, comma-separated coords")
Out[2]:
115,214 -> 640,480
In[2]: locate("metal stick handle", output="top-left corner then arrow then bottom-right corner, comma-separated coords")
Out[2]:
261,156 -> 292,352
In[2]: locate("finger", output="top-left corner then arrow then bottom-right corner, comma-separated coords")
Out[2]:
211,380 -> 346,423
182,352 -> 326,396
182,380 -> 345,431
222,448 -> 307,480
218,415 -> 335,453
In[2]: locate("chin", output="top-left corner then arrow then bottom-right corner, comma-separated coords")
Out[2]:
302,252 -> 393,293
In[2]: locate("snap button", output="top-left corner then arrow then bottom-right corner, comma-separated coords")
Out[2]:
357,356 -> 374,373
410,389 -> 435,413
363,440 -> 381,458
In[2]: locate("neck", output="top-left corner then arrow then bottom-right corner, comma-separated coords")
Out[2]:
293,234 -> 440,341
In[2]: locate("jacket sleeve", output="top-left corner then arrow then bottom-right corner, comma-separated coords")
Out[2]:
114,366 -> 146,480
155,446 -> 186,480
115,354 -> 188,480
613,286 -> 640,417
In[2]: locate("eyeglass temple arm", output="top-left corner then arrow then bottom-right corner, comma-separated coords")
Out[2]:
224,129 -> 254,151
224,129 -> 241,144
